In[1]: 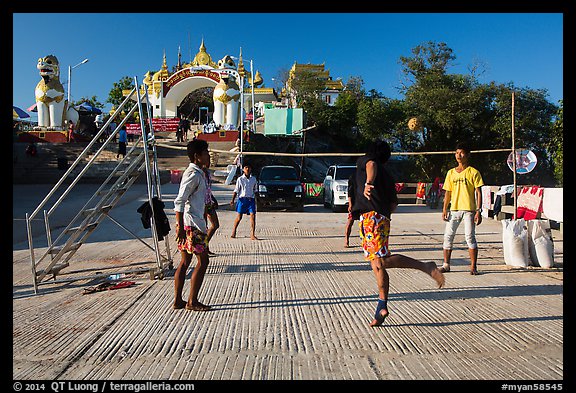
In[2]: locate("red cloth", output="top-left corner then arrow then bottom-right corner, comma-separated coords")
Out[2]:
516,185 -> 543,220
395,183 -> 405,193
416,182 -> 426,199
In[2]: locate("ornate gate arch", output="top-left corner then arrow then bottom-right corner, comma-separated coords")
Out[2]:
144,40 -> 243,129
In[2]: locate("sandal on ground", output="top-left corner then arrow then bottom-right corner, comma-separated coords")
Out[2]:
470,268 -> 479,275
438,264 -> 451,273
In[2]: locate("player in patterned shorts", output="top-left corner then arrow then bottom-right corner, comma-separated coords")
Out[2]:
173,139 -> 213,312
352,140 -> 445,327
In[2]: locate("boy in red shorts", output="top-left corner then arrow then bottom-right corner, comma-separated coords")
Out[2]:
173,139 -> 212,311
352,140 -> 445,327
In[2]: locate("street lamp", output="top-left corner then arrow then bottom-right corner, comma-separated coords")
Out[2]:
249,59 -> 255,133
230,54 -> 258,167
67,58 -> 89,104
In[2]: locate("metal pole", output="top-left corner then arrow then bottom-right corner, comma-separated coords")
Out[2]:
67,66 -> 71,104
239,74 -> 244,168
511,90 -> 517,218
250,60 -> 255,133
67,59 -> 89,105
135,76 -> 163,272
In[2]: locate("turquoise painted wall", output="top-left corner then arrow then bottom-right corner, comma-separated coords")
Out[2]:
263,108 -> 304,136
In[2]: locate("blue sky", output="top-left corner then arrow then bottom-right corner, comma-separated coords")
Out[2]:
13,13 -> 563,119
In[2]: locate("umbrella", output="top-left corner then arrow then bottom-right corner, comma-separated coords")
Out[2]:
75,102 -> 102,114
27,103 -> 38,112
13,106 -> 30,119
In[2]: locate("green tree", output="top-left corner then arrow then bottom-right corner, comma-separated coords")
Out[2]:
71,96 -> 104,110
357,94 -> 405,146
548,100 -> 563,186
290,70 -> 325,108
396,41 -> 559,185
107,76 -> 135,109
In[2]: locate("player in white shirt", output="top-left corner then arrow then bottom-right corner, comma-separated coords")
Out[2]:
173,140 -> 212,311
230,162 -> 258,240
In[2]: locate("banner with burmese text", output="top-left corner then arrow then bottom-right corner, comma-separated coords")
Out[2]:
125,118 -> 180,135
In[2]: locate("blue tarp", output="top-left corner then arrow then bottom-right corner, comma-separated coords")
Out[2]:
75,102 -> 102,114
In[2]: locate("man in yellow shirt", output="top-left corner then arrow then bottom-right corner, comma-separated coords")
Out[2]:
441,143 -> 484,275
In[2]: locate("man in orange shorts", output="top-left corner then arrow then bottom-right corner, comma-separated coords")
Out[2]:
173,139 -> 213,311
352,140 -> 445,327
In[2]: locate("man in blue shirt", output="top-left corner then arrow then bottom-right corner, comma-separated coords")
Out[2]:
117,125 -> 128,159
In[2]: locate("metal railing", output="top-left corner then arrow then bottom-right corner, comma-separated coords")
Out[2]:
25,76 -> 172,293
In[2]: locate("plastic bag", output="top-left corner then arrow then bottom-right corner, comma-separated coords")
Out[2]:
527,220 -> 554,268
502,218 -> 529,267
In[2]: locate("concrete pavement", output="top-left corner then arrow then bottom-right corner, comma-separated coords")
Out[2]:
12,183 -> 563,381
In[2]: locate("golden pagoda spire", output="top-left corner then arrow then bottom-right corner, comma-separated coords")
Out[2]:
162,49 -> 168,71
192,37 -> 215,67
237,47 -> 246,77
177,45 -> 182,71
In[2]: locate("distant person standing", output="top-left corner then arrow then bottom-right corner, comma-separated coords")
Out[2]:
177,117 -> 187,142
440,142 -> 484,275
117,125 -> 128,159
352,140 -> 445,327
230,162 -> 258,240
182,117 -> 190,142
67,121 -> 75,143
108,120 -> 117,143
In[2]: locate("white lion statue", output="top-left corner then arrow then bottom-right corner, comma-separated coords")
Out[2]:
212,55 -> 240,129
34,55 -> 78,131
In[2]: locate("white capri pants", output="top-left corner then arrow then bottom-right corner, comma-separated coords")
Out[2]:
443,210 -> 477,250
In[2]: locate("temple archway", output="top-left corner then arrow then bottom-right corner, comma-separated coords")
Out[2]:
143,40 -> 244,129
162,69 -> 220,118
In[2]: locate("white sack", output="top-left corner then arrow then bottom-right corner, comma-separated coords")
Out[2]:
527,220 -> 555,268
502,219 -> 529,268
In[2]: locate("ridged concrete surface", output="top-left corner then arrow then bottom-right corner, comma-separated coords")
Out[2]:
13,183 -> 563,380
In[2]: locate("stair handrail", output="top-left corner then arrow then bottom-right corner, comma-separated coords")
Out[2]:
135,76 -> 163,270
26,87 -> 137,223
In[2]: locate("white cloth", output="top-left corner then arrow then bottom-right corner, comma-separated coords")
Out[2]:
496,184 -> 515,195
173,163 -> 207,232
541,188 -> 563,222
234,174 -> 257,198
481,186 -> 492,218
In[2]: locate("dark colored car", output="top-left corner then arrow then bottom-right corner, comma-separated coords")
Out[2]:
256,165 -> 304,211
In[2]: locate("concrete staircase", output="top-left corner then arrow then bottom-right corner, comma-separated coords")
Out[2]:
12,136 -> 235,185
12,142 -> 169,184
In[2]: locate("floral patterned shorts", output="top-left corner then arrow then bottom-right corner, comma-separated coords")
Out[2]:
358,211 -> 391,260
176,224 -> 208,255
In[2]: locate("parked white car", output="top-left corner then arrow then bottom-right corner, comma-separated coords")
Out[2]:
323,164 -> 356,211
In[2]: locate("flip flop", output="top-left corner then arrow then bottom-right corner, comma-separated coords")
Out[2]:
108,281 -> 136,290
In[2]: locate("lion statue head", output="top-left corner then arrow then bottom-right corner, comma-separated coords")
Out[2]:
37,55 -> 60,81
217,55 -> 236,70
